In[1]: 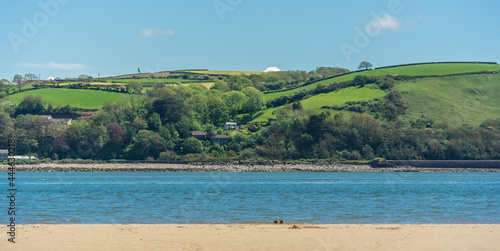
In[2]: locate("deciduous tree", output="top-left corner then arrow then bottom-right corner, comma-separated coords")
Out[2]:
358,61 -> 373,70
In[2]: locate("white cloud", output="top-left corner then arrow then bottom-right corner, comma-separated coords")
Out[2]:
138,28 -> 175,38
365,14 -> 424,34
21,62 -> 87,71
264,67 -> 281,72
365,14 -> 400,34
405,14 -> 425,29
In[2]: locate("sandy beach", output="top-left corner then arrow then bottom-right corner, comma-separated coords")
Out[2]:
2,224 -> 499,250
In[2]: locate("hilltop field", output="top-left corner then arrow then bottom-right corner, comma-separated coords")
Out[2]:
264,63 -> 500,100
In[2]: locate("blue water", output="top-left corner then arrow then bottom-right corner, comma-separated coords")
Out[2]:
2,172 -> 499,224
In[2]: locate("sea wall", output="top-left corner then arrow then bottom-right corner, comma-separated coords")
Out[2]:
387,160 -> 500,169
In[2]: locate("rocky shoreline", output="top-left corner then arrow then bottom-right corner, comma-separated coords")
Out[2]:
2,163 -> 499,172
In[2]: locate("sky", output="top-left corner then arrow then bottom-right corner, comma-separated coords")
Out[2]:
1,0 -> 499,80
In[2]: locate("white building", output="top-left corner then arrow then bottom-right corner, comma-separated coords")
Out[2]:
224,122 -> 237,130
0,149 -> 8,161
39,115 -> 72,125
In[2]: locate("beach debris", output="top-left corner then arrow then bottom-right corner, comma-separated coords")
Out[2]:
273,220 -> 278,224
279,219 -> 284,224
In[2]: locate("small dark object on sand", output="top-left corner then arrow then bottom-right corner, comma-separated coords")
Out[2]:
279,219 -> 284,224
273,220 -> 278,224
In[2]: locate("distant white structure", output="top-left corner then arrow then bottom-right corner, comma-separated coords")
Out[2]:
224,122 -> 237,130
47,76 -> 56,81
39,115 -> 72,125
264,67 -> 281,72
0,149 -> 8,161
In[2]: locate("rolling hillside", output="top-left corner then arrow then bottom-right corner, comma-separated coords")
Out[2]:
254,63 -> 500,125
4,62 -> 499,126
252,85 -> 386,122
3,89 -> 124,109
178,70 -> 265,76
397,74 -> 500,126
264,63 -> 500,101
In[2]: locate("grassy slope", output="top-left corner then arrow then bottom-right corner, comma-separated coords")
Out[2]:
184,70 -> 264,76
264,63 -> 500,101
397,74 -> 500,126
4,89 -> 124,109
103,78 -> 193,83
142,82 -> 215,93
301,86 -> 385,111
252,86 -> 385,122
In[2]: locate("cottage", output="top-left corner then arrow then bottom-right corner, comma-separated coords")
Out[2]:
224,122 -> 237,131
52,118 -> 72,125
39,115 -> 53,120
190,131 -> 208,140
0,149 -> 8,161
38,115 -> 72,125
211,135 -> 230,146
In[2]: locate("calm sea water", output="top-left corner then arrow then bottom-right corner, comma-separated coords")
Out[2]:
2,172 -> 499,224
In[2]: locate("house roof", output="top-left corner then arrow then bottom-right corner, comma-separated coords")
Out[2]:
39,115 -> 53,120
225,122 -> 237,125
53,118 -> 72,122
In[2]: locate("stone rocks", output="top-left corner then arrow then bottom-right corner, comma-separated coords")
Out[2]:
0,163 -> 498,172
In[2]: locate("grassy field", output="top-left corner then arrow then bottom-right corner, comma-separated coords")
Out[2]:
252,85 -> 385,122
396,74 -> 500,126
180,82 -> 214,88
301,85 -> 386,112
3,88 -> 124,109
114,72 -> 172,79
142,82 -> 214,93
101,78 -> 193,83
264,63 -> 500,101
182,70 -> 265,76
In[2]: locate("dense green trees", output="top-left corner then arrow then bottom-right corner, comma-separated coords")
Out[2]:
257,108 -> 500,161
15,95 -> 44,115
127,80 -> 143,94
13,74 -> 24,92
242,87 -> 266,117
1,70 -> 499,162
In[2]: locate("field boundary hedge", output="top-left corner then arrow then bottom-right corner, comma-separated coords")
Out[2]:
263,69 -> 371,95
375,61 -> 497,70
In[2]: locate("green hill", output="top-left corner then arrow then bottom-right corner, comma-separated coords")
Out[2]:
178,70 -> 264,76
264,63 -> 499,101
3,88 -> 124,109
252,85 -> 386,122
254,63 -> 500,125
397,74 -> 500,126
4,62 -> 499,126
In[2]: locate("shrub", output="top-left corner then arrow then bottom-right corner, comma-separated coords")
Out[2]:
159,151 -> 180,161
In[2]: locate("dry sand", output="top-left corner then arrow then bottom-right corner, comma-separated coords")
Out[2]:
1,224 -> 499,250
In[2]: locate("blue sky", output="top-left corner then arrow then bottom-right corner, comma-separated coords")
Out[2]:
1,0 -> 499,80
